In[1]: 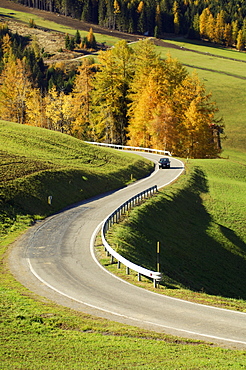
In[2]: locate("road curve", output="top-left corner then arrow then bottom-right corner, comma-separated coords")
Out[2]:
9,152 -> 246,350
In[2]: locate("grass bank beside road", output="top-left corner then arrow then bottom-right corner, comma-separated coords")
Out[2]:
0,120 -> 153,245
106,159 -> 246,304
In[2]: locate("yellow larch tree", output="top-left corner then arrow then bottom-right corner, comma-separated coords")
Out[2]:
199,8 -> 211,39
149,103 -> 178,153
231,20 -> 239,46
236,29 -> 244,51
127,46 -> 188,151
137,1 -> 144,13
172,73 -> 221,158
0,53 -> 32,124
70,60 -> 94,139
207,13 -> 215,42
128,71 -> 162,148
44,87 -> 73,133
127,40 -> 166,148
25,88 -> 47,128
91,40 -> 133,144
173,1 -> 180,35
87,28 -> 96,49
214,10 -> 226,44
224,23 -> 232,47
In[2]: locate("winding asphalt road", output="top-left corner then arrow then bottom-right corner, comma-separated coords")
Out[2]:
9,152 -> 246,349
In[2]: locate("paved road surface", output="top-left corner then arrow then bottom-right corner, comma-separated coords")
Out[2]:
9,152 -> 246,349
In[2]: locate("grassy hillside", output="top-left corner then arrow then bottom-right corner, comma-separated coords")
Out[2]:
0,121 -> 153,244
0,6 -> 246,367
108,161 -> 246,303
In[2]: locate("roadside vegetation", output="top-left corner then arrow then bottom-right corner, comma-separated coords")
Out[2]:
104,159 -> 246,311
0,120 -> 152,243
0,5 -> 246,369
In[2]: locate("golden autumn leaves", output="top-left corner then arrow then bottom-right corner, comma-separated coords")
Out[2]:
0,37 -> 223,158
91,40 -> 223,158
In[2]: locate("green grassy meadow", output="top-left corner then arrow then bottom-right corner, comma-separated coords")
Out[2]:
0,5 -> 246,368
0,121 -> 152,242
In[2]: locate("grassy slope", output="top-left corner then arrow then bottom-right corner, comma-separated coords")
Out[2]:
0,7 -> 246,368
0,121 -> 153,242
108,162 -> 246,305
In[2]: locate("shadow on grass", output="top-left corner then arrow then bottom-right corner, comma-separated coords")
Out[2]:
219,224 -> 246,254
117,167 -> 246,300
1,159 -> 153,238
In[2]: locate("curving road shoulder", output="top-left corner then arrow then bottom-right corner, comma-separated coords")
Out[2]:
9,153 -> 246,349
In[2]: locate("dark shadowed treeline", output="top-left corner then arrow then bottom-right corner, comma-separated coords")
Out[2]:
9,0 -> 246,49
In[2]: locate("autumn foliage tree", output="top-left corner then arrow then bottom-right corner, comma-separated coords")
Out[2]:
25,88 -> 46,128
126,40 -> 167,147
127,40 -> 223,158
0,52 -> 32,124
69,59 -> 94,139
91,40 -> 133,143
0,31 -> 224,158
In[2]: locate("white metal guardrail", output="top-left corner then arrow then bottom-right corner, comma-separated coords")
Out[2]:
84,141 -> 171,157
101,185 -> 163,286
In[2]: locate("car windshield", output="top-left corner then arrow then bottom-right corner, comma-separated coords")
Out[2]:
160,158 -> 169,162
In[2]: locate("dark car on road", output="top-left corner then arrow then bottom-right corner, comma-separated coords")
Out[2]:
158,157 -> 170,169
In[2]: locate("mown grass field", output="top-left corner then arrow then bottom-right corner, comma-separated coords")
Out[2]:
162,37 -> 246,61
0,5 -> 246,368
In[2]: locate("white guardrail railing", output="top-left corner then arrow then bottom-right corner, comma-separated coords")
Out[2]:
101,186 -> 162,287
84,141 -> 171,156
85,141 -> 166,287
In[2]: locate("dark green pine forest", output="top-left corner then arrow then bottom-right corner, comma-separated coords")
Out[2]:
10,0 -> 246,49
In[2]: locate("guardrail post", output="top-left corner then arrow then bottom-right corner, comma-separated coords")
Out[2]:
157,241 -> 160,273
117,260 -> 121,269
138,273 -> 141,281
126,266 -> 130,275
